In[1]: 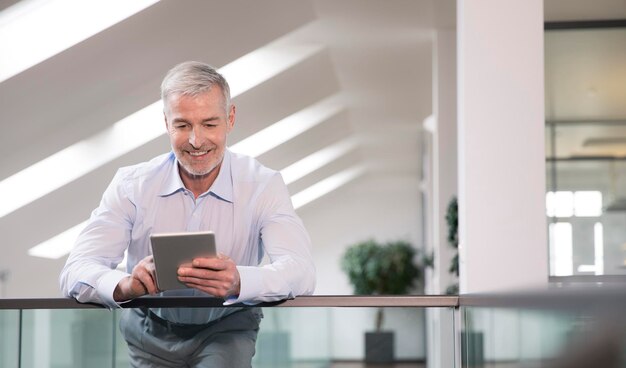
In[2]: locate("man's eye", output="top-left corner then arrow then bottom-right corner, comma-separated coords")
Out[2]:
174,124 -> 188,129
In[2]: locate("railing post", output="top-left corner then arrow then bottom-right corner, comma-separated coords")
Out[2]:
17,309 -> 22,368
453,306 -> 462,368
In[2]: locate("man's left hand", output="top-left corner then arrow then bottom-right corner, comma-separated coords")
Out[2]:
177,253 -> 241,298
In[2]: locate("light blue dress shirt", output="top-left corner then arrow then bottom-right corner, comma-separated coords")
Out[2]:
60,149 -> 316,324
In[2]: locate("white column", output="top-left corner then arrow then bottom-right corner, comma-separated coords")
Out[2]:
457,0 -> 547,293
426,29 -> 458,368
432,29 -> 458,296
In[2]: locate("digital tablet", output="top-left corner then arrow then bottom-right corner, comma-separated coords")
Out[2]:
150,231 -> 217,291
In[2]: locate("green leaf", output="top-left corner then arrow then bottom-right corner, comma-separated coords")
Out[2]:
340,239 -> 422,295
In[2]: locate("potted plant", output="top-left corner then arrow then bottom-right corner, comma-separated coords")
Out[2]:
341,239 -> 426,363
445,197 -> 459,295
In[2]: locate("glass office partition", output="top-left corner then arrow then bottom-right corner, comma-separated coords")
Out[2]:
460,290 -> 626,368
461,307 -> 576,367
545,24 -> 626,279
546,122 -> 626,278
0,297 -> 458,368
0,309 -> 19,368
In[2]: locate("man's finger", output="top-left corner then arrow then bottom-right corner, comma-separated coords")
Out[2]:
191,257 -> 228,270
130,277 -> 149,296
135,267 -> 158,295
178,267 -> 222,281
180,280 -> 231,298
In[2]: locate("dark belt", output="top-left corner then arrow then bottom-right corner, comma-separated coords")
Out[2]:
141,307 -> 241,337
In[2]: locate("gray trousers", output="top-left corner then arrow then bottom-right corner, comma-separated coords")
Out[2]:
119,307 -> 262,368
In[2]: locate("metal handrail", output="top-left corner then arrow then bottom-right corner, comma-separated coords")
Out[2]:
0,295 -> 459,310
4,286 -> 626,310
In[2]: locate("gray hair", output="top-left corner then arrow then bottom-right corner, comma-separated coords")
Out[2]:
160,61 -> 231,113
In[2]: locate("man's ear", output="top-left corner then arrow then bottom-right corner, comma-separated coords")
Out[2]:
227,104 -> 236,133
164,111 -> 169,131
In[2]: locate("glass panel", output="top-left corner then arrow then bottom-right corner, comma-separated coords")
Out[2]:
20,309 -> 115,368
113,309 -> 130,368
461,306 -> 626,368
461,307 -> 485,367
545,153 -> 626,276
254,307 -> 331,367
427,307 -> 456,368
0,309 -> 19,368
253,306 -> 438,367
12,305 -> 456,367
546,25 -> 626,278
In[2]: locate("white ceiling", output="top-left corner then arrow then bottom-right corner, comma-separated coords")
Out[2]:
1,0 -> 623,296
0,0 -> 438,296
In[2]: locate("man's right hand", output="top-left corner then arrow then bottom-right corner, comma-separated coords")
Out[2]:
113,255 -> 159,302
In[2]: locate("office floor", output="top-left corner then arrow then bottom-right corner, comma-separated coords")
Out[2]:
274,362 -> 425,368
282,361 -> 539,368
330,363 -> 425,368
255,362 -> 424,368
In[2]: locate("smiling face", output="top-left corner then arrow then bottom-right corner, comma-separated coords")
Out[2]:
164,87 -> 235,190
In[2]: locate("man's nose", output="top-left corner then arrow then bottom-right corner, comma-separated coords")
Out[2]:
188,126 -> 204,148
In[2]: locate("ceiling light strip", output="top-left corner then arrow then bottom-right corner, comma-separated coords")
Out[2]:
291,165 -> 366,210
1,43 -> 323,219
0,0 -> 160,83
230,95 -> 345,158
281,137 -> 358,185
27,221 -> 88,259
30,143 -> 358,260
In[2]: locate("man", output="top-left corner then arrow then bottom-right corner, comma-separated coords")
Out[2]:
60,61 -> 316,367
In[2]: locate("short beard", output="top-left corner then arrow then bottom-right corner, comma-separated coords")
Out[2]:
179,161 -> 218,177
175,150 -> 224,178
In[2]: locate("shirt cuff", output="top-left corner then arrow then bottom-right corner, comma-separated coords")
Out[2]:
96,270 -> 131,309
223,266 -> 261,305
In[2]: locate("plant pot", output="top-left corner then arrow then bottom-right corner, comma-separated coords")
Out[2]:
461,331 -> 484,367
365,331 -> 394,363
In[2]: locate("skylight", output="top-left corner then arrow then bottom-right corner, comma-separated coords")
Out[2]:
1,42 -> 323,219
281,138 -> 358,185
31,162 -> 365,260
0,0 -> 159,83
230,95 -> 345,158
0,102 -> 164,219
28,221 -> 88,259
28,94 -> 347,259
291,166 -> 366,210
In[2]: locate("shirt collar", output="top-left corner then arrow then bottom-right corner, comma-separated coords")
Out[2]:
159,152 -> 186,197
158,150 -> 233,203
208,150 -> 233,203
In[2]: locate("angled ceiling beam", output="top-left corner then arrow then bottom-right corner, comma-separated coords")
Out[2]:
0,0 -> 159,83
0,43 -> 324,219
291,165 -> 366,210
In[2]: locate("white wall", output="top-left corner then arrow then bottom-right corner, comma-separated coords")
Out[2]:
298,172 -> 427,360
457,0 -> 548,293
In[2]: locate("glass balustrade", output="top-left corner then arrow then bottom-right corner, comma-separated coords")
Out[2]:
0,296 -> 457,368
459,290 -> 626,368
0,309 -> 19,368
6,291 -> 624,368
